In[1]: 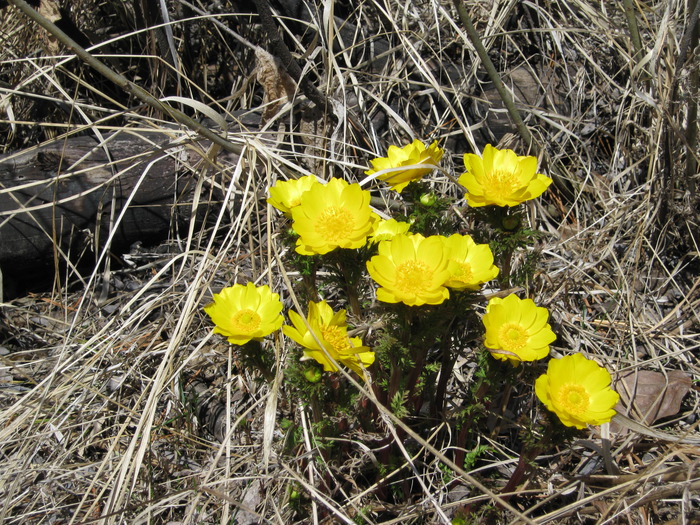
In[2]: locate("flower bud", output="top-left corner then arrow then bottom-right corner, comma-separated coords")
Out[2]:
304,367 -> 323,383
419,193 -> 437,207
501,216 -> 520,231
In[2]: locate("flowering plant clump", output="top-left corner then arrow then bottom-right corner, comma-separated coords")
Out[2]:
268,174 -> 321,215
535,353 -> 620,429
283,300 -> 375,376
366,233 -> 453,306
205,136 -> 618,510
443,233 -> 500,291
204,282 -> 284,345
291,178 -> 378,255
365,139 -> 444,192
482,294 -> 556,364
458,144 -> 553,207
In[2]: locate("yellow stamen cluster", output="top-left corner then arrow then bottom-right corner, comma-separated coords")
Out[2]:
535,353 -> 620,429
204,282 -> 284,345
482,294 -> 556,364
291,178 -> 378,255
458,144 -> 552,207
283,301 -> 375,377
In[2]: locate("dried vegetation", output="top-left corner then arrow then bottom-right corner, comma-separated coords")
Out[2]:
0,0 -> 698,523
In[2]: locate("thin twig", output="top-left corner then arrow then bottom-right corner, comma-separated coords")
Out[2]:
7,0 -> 242,155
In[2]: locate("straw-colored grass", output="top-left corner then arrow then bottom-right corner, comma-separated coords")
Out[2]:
1,0 -> 698,523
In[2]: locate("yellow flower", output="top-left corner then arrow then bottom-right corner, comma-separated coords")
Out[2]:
268,175 -> 321,216
368,218 -> 411,244
366,233 -> 452,306
291,178 -> 378,255
458,144 -> 552,207
443,233 -> 500,291
365,140 -> 444,192
283,301 -> 375,376
535,353 -> 620,429
482,294 -> 556,364
204,282 -> 284,345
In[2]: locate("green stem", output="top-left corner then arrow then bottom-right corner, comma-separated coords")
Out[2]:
302,264 -> 320,303
337,258 -> 362,319
451,0 -> 535,151
387,305 -> 414,413
499,247 -> 513,289
242,341 -> 275,382
621,0 -> 643,61
405,345 -> 428,413
498,425 -> 550,505
453,377 -> 490,470
387,356 -> 402,409
496,207 -> 515,288
621,0 -> 651,84
346,285 -> 362,319
433,334 -> 456,417
310,394 -> 323,426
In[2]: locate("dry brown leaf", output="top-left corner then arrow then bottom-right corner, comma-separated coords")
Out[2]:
255,47 -> 297,123
38,0 -> 62,55
615,369 -> 692,425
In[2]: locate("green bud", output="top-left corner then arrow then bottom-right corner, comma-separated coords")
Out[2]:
304,368 -> 323,383
501,215 -> 520,231
419,193 -> 437,206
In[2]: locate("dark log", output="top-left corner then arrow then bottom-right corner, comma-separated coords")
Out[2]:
0,116 -> 259,294
0,129 -> 190,267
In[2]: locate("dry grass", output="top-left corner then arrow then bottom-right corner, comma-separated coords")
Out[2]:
0,0 -> 698,523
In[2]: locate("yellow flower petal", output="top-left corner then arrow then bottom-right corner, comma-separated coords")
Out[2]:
368,218 -> 411,244
482,294 -> 556,364
367,233 -> 452,306
291,178 -> 377,255
458,144 -> 552,207
443,234 -> 499,290
365,140 -> 444,193
268,175 -> 321,215
283,300 -> 374,377
535,353 -> 619,429
204,282 -> 283,345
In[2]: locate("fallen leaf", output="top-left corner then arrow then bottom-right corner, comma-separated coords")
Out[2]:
255,47 -> 297,123
615,369 -> 692,425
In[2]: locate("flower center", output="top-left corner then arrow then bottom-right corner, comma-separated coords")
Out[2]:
394,260 -> 432,295
231,309 -> 261,334
556,384 -> 590,415
320,325 -> 352,355
485,169 -> 519,199
498,323 -> 528,351
316,206 -> 355,243
452,261 -> 474,283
